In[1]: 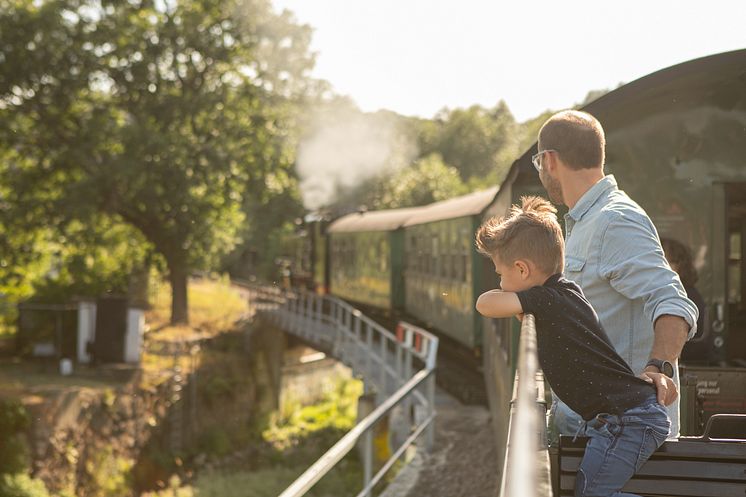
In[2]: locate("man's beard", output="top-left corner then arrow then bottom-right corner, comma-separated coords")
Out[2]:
540,171 -> 564,205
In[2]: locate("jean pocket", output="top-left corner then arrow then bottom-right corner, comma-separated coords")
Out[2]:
635,426 -> 666,471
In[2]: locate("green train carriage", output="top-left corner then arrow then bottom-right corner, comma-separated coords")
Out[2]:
402,188 -> 499,351
326,208 -> 422,310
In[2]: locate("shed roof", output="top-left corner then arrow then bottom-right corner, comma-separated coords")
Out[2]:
327,207 -> 424,233
402,187 -> 499,227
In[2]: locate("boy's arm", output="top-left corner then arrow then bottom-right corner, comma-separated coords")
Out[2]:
475,290 -> 524,318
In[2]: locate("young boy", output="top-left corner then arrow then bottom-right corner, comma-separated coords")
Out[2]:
475,196 -> 670,497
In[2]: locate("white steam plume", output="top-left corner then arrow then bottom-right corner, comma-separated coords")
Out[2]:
296,104 -> 417,210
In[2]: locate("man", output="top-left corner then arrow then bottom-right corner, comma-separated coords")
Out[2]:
534,110 -> 698,438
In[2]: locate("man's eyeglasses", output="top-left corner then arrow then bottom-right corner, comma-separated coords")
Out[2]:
531,149 -> 557,173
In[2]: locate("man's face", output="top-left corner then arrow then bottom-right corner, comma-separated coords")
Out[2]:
537,143 -> 564,204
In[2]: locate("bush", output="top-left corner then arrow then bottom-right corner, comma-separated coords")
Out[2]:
84,446 -> 133,497
0,400 -> 31,474
197,427 -> 232,457
0,474 -> 51,497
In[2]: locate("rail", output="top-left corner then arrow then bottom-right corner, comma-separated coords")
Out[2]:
240,283 -> 439,497
499,314 -> 551,497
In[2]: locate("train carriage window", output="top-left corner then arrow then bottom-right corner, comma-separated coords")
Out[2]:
424,232 -> 432,274
380,238 -> 387,273
444,229 -> 453,280
728,231 -> 742,307
432,235 -> 440,278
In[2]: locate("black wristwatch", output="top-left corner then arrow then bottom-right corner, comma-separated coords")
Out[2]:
645,358 -> 674,378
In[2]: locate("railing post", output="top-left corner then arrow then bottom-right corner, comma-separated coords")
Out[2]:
362,428 -> 373,497
425,371 -> 436,450
334,303 -> 343,357
395,336 -> 403,391
305,293 -> 312,337
366,321 -> 373,390
345,308 -> 354,369
403,329 -> 413,422
379,335 -> 387,397
315,295 -> 324,340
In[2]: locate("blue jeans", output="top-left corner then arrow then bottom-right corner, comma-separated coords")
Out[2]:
575,396 -> 670,497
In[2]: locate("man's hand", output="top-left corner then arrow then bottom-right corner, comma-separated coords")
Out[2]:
639,369 -> 678,406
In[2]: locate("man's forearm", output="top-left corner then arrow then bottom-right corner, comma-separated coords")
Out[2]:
649,314 -> 690,362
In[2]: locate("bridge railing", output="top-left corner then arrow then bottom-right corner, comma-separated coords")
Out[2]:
241,284 -> 439,497
499,314 -> 552,497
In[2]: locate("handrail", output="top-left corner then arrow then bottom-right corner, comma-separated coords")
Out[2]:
499,314 -> 551,497
279,368 -> 435,497
238,282 -> 439,497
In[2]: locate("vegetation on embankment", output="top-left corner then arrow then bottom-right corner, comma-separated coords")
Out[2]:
1,276 -> 366,497
143,376 -> 364,497
140,280 -> 366,497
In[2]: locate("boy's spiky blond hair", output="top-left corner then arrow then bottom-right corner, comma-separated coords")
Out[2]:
475,196 -> 564,274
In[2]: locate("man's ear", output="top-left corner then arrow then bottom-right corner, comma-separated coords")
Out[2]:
514,260 -> 530,279
545,151 -> 559,173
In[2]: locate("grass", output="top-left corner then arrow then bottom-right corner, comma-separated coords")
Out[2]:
264,377 -> 363,450
140,277 -> 249,388
142,462 -> 364,497
146,277 -> 249,340
143,375 -> 367,497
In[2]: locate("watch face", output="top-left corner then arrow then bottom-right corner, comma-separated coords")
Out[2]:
662,361 -> 674,377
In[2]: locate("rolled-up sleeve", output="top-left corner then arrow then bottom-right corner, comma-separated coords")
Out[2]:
598,212 -> 699,339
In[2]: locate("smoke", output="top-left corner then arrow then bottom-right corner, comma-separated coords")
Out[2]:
296,103 -> 418,210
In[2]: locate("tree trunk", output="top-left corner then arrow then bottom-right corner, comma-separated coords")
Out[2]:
168,260 -> 189,325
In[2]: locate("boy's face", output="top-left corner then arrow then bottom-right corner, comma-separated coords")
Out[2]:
491,255 -> 531,293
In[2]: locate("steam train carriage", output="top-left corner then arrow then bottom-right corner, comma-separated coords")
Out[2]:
325,207 -> 421,309
401,187 -> 499,350
314,188 -> 499,353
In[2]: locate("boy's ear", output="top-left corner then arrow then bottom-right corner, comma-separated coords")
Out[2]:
514,260 -> 530,278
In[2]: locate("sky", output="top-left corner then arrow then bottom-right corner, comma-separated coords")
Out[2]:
272,0 -> 746,122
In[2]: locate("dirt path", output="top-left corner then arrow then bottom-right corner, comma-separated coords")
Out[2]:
383,391 -> 500,497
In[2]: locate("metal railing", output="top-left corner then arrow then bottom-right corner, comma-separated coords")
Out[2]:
242,284 -> 439,497
499,314 -> 552,497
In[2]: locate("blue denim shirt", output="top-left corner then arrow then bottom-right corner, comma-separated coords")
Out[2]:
555,175 -> 698,437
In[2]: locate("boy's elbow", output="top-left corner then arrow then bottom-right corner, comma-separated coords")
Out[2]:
475,295 -> 488,316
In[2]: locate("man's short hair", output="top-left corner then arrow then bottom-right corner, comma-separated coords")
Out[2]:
539,110 -> 605,170
475,196 -> 564,274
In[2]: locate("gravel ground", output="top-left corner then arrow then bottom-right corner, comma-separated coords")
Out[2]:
383,391 -> 500,497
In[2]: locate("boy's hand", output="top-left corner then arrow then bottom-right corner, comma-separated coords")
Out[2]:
515,313 -> 524,322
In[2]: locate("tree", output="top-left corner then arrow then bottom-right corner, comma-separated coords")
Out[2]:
428,101 -> 517,182
0,0 -> 314,324
341,153 -> 467,210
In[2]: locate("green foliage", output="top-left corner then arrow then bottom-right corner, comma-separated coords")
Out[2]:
376,153 -> 468,209
424,101 -> 518,182
263,377 -> 362,450
0,400 -> 31,474
0,0 -> 314,323
0,474 -> 51,497
84,446 -> 133,497
197,427 -> 233,458
0,400 -> 30,435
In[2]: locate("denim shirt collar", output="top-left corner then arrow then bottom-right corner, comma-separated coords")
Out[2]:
567,175 -> 618,222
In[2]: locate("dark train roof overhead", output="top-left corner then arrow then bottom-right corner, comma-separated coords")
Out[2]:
326,207 -> 424,233
509,49 -> 746,180
403,186 -> 499,227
